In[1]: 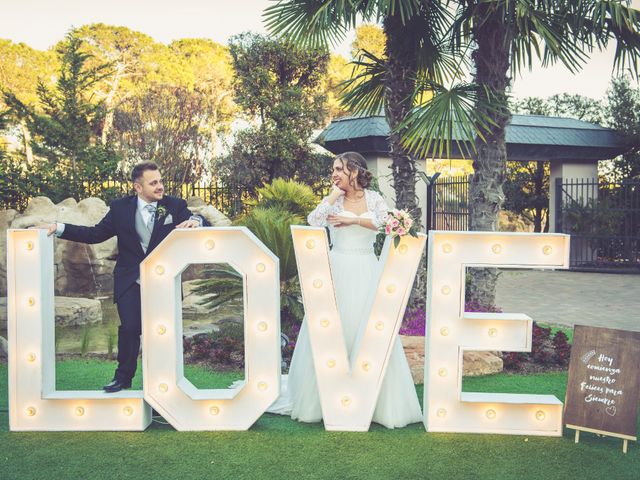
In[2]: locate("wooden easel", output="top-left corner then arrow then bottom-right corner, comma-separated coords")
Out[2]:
567,424 -> 636,454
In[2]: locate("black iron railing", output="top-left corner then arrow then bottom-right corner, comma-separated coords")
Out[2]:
556,177 -> 639,271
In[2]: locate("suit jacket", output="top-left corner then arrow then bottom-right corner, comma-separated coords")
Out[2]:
60,195 -> 208,302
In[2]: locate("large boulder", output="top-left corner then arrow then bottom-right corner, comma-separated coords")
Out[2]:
1,196 -> 116,296
0,209 -> 18,294
400,335 -> 503,384
400,335 -> 426,384
0,296 -> 102,329
187,196 -> 232,227
55,197 -> 116,296
182,197 -> 232,281
53,296 -> 103,327
462,351 -> 504,377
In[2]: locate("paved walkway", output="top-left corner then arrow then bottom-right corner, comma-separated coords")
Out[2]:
495,270 -> 640,332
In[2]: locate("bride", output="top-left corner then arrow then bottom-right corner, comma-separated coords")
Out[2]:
269,151 -> 422,429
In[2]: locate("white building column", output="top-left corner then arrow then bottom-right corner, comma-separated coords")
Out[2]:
364,154 -> 428,229
548,161 -> 599,233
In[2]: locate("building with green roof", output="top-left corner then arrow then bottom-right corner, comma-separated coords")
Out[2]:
315,114 -> 631,231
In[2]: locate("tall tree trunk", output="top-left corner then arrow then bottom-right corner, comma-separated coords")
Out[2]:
101,62 -> 125,145
19,121 -> 33,164
383,12 -> 421,226
384,11 -> 425,310
468,2 -> 514,308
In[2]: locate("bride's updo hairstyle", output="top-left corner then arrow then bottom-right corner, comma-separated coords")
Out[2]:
335,151 -> 373,189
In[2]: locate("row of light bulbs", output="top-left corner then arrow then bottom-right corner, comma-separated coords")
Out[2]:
25,405 -> 136,417
154,262 -> 267,277
306,230 -> 411,416
434,408 -> 547,421
24,403 -> 547,420
439,243 -> 554,256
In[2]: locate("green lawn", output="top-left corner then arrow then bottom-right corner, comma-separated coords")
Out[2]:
1,360 -> 638,480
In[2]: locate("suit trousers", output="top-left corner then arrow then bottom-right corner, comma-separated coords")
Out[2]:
114,283 -> 142,383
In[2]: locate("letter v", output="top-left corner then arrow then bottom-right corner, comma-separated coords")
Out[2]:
291,226 -> 426,431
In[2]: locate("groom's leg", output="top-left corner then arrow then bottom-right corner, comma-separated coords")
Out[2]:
114,283 -> 142,384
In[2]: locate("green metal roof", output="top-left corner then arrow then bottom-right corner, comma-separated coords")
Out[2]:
316,114 -> 632,161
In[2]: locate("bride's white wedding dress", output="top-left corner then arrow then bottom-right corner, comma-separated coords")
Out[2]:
268,189 -> 423,429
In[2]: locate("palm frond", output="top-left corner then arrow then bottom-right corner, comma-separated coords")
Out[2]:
338,49 -> 386,116
247,178 -> 319,217
513,0 -> 588,75
263,0 -> 360,49
239,206 -> 303,282
398,80 -> 499,160
192,264 -> 245,309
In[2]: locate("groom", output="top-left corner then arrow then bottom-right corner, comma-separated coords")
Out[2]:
41,161 -> 208,392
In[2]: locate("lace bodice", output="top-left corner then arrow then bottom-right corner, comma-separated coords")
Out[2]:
307,189 -> 389,229
307,190 -> 389,254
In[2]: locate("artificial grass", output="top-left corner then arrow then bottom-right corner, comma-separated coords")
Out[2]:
1,360 -> 638,480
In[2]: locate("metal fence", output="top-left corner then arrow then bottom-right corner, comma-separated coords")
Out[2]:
555,177 -> 640,271
3,177 -> 250,218
4,175 -> 333,218
428,174 -> 471,231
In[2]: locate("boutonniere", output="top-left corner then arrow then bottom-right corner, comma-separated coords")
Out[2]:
156,205 -> 168,219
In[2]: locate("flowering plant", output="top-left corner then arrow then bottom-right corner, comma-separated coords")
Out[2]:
155,205 -> 168,219
374,209 -> 419,257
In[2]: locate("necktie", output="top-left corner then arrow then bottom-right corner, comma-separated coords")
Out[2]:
145,204 -> 156,231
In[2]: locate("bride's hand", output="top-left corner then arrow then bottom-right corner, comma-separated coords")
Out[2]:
327,185 -> 344,204
327,214 -> 355,228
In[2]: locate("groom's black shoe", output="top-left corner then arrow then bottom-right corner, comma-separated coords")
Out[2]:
103,379 -> 132,393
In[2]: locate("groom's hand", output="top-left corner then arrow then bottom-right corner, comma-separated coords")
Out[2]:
176,219 -> 200,229
31,223 -> 58,236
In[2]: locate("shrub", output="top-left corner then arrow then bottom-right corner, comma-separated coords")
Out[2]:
183,321 -> 245,369
503,322 -> 572,372
552,330 -> 571,366
249,178 -> 319,218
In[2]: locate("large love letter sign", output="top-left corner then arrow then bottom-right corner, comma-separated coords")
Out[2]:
140,227 -> 281,430
291,226 -> 426,431
424,231 -> 569,436
7,229 -> 151,431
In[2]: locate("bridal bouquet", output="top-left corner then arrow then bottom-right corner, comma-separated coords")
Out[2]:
374,209 -> 419,257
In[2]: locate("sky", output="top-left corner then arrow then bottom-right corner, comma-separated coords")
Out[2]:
1,0 -> 639,101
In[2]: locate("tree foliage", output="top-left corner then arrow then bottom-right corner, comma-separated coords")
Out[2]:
2,32 -> 119,202
217,33 -> 332,194
111,84 -> 216,191
503,161 -> 550,232
605,76 -> 640,180
512,94 -> 604,124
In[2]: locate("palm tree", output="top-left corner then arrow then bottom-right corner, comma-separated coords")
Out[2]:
264,0 -> 457,226
265,1 -> 640,308
401,0 -> 640,306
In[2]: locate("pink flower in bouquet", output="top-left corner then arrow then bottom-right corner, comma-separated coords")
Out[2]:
404,217 -> 413,229
397,227 -> 406,236
391,218 -> 399,228
385,225 -> 392,234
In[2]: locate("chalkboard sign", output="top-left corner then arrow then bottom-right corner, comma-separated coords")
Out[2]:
565,325 -> 640,448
